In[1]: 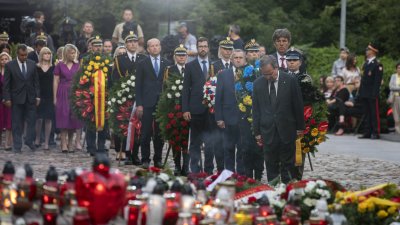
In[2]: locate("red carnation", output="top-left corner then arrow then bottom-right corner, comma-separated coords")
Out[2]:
310,119 -> 316,125
204,180 -> 212,187
172,129 -> 179,135
318,121 -> 329,132
168,113 -> 174,119
247,178 -> 257,184
166,124 -> 172,129
176,112 -> 183,118
174,146 -> 181,151
248,196 -> 257,204
303,126 -> 310,134
182,140 -> 188,147
237,175 -> 246,182
232,173 -> 239,179
175,136 -> 180,141
210,174 -> 219,181
182,129 -> 189,135
169,140 -> 175,146
236,181 -> 244,188
181,121 -> 188,127
174,104 -> 181,111
170,119 -> 177,126
149,166 -> 161,173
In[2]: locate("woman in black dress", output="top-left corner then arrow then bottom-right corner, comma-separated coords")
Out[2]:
34,47 -> 55,150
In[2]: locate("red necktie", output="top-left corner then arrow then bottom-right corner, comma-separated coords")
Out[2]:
280,57 -> 286,69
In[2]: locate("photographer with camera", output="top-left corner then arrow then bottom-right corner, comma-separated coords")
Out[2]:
112,7 -> 144,49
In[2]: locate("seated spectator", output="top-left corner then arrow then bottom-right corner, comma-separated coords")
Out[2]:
327,76 -> 350,135
324,76 -> 335,99
319,75 -> 327,93
344,76 -> 364,125
342,53 -> 360,93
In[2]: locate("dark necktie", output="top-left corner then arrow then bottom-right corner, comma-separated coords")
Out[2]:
225,62 -> 229,69
181,67 -> 185,76
154,57 -> 159,76
202,60 -> 208,78
131,55 -> 135,62
280,57 -> 286,69
21,62 -> 27,78
270,80 -> 276,105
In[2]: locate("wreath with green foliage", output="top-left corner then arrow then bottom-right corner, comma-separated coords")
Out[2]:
156,72 -> 189,152
107,75 -> 136,138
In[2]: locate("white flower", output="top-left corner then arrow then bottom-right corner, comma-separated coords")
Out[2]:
128,95 -> 133,99
111,98 -> 116,103
127,80 -> 132,85
158,173 -> 170,182
130,76 -> 135,80
304,198 -> 316,207
109,109 -> 114,113
316,180 -> 327,187
107,101 -> 111,106
121,83 -> 126,88
167,93 -> 172,99
175,92 -> 181,98
178,85 -> 183,90
175,80 -> 181,84
117,92 -> 122,97
125,87 -> 130,93
132,82 -> 135,87
305,181 -> 317,193
117,100 -> 122,104
122,97 -> 126,102
171,85 -> 177,91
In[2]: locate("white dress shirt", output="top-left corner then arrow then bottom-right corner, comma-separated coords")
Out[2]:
268,71 -> 280,95
127,51 -> 137,62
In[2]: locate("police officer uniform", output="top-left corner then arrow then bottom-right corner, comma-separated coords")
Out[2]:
358,42 -> 383,139
0,32 -> 10,44
212,37 -> 234,74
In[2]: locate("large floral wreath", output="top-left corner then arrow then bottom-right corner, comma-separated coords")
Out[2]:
297,74 -> 328,156
107,75 -> 136,138
156,72 -> 189,152
71,53 -> 112,130
202,65 -> 216,113
235,60 -> 260,123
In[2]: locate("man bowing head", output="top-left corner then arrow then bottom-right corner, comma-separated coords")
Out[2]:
252,55 -> 305,183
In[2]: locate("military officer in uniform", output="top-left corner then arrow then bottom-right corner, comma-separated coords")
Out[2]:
244,39 -> 260,65
212,37 -> 233,74
358,42 -> 383,139
112,31 -> 145,165
0,32 -> 10,45
163,45 -> 190,175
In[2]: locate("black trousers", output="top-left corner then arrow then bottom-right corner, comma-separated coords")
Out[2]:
361,97 -> 380,136
328,100 -> 345,130
263,128 -> 298,184
240,120 -> 263,179
222,124 -> 240,173
206,114 -> 224,172
140,106 -> 163,164
86,127 -> 107,154
189,112 -> 218,173
12,102 -> 36,150
114,135 -> 140,160
173,148 -> 189,172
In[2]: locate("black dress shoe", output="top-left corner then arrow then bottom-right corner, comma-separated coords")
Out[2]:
142,162 -> 149,169
154,162 -> 163,169
371,134 -> 380,139
124,159 -> 133,165
174,168 -> 181,176
132,159 -> 143,166
27,144 -> 36,151
180,169 -> 189,177
358,134 -> 371,139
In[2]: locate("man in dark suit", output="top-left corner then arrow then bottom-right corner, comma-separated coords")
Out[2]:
358,42 -> 383,139
163,45 -> 189,175
3,44 -> 40,153
182,37 -> 216,174
215,49 -> 246,172
112,32 -> 145,165
270,28 -> 291,72
135,38 -> 171,168
252,55 -> 305,183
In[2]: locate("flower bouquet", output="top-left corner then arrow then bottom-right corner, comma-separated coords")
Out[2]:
156,73 -> 189,152
107,75 -> 136,138
335,183 -> 400,225
235,61 -> 260,123
71,53 -> 112,130
202,76 -> 217,113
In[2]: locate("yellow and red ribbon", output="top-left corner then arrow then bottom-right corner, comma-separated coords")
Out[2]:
94,70 -> 106,130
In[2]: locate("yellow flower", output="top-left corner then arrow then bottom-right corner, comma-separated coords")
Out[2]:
100,63 -> 105,67
243,95 -> 252,106
358,196 -> 367,202
336,191 -> 344,200
303,147 -> 310,153
367,202 -> 375,212
89,61 -> 94,65
340,200 -> 346,205
105,59 -> 110,64
317,137 -> 324,144
247,117 -> 253,123
358,203 -> 367,213
320,131 -> 327,135
311,128 -> 319,137
388,206 -> 397,214
103,67 -> 108,73
377,210 -> 388,218
87,65 -> 93,71
84,71 -> 89,75
239,103 -> 246,112
94,64 -> 99,70
95,56 -> 101,61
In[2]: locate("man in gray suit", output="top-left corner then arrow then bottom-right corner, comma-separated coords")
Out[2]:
3,44 -> 40,153
252,55 -> 304,183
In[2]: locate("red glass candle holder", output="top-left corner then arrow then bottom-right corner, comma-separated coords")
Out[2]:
42,204 -> 58,225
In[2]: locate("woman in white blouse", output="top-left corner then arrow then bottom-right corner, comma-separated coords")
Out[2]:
342,53 -> 360,93
389,62 -> 400,134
